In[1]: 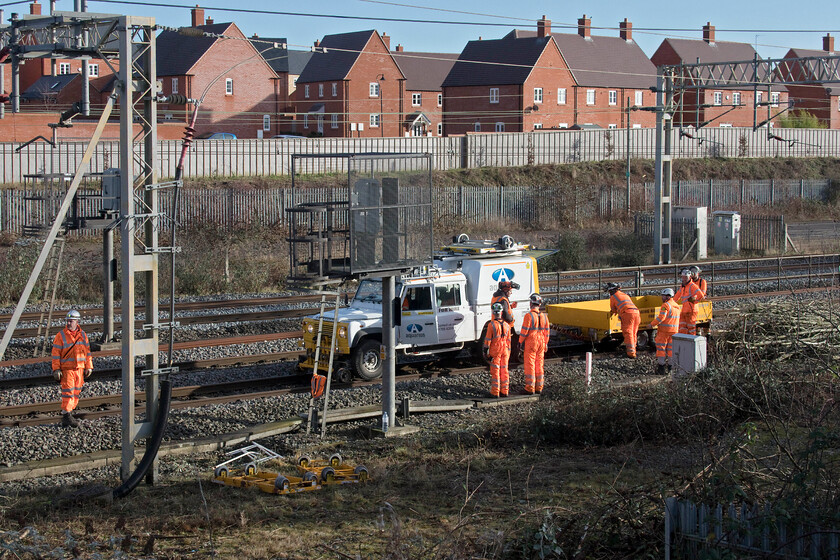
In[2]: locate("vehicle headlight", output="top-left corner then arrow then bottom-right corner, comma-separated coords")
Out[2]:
338,326 -> 347,338
306,323 -> 314,334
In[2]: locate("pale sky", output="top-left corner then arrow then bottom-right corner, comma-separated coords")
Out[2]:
16,0 -> 840,60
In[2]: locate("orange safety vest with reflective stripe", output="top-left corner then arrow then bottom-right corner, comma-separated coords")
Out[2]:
51,327 -> 93,371
609,290 -> 639,318
694,278 -> 708,301
650,299 -> 680,332
519,309 -> 549,345
491,292 -> 515,326
674,281 -> 705,314
483,318 -> 511,354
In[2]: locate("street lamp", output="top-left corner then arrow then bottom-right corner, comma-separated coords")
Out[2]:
377,74 -> 385,137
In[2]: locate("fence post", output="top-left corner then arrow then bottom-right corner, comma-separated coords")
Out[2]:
741,179 -> 745,206
770,179 -> 775,205
665,497 -> 678,560
709,178 -> 714,210
800,178 -> 805,199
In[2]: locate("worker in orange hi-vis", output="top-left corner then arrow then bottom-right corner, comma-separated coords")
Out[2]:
689,266 -> 707,299
674,268 -> 706,335
51,309 -> 93,428
483,302 -> 512,398
605,282 -> 641,358
519,293 -> 549,394
491,280 -> 519,328
647,288 -> 680,375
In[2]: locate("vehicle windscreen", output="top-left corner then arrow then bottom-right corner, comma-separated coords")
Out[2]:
353,279 -> 402,305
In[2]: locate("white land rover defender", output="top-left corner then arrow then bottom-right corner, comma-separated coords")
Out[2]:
300,235 -> 541,381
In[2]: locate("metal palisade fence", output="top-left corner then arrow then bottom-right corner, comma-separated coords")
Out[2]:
635,214 -> 789,253
2,127 -> 840,183
0,179 -> 832,236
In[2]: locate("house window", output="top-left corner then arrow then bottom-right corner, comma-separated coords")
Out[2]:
474,122 -> 481,132
332,83 -> 337,96
437,123 -> 443,135
331,114 -> 338,128
771,92 -> 780,107
558,122 -> 568,129
59,62 -> 71,75
437,93 -> 442,107
225,78 -> 233,95
713,91 -> 722,105
635,90 -> 643,106
608,124 -> 617,129
171,78 -> 178,94
632,123 -> 642,129
88,64 -> 99,77
495,122 -> 505,132
412,93 -> 422,106
586,89 -> 595,105
489,88 -> 499,104
534,123 -> 542,129
733,92 -> 741,106
534,88 -> 543,103
756,92 -> 763,105
370,82 -> 380,97
719,123 -> 733,127
557,88 -> 566,104
304,84 -> 310,98
318,84 -> 324,97
263,115 -> 270,131
370,113 -> 380,127
608,90 -> 617,105
304,114 -> 309,128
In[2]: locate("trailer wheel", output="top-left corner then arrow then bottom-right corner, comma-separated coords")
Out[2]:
303,471 -> 318,486
354,465 -> 369,482
636,330 -> 650,351
646,330 -> 656,350
298,455 -> 311,468
336,367 -> 353,384
214,466 -> 229,478
244,462 -> 257,476
329,453 -> 342,467
320,466 -> 336,483
353,339 -> 382,380
274,475 -> 290,492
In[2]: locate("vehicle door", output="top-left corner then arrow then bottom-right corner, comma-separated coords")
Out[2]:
434,281 -> 473,343
399,285 -> 438,346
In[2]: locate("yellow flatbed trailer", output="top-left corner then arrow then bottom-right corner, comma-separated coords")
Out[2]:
296,454 -> 370,484
546,295 -> 712,349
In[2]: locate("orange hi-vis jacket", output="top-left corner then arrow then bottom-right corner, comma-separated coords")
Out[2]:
483,318 -> 511,356
650,299 -> 680,333
609,290 -> 640,318
694,278 -> 708,300
51,327 -> 93,372
491,292 -> 515,327
519,309 -> 549,346
674,281 -> 705,314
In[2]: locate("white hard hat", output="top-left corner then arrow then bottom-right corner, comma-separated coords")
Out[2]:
491,302 -> 503,316
680,269 -> 692,278
661,288 -> 674,297
66,310 -> 81,321
529,293 -> 543,306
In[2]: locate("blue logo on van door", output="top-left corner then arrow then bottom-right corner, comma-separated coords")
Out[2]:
492,268 -> 516,282
406,324 -> 423,333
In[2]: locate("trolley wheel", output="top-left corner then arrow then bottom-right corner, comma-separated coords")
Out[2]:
214,466 -> 229,478
328,453 -> 342,467
244,462 -> 257,476
274,475 -> 290,492
298,455 -> 311,468
336,367 -> 353,384
354,465 -> 369,482
320,466 -> 336,483
302,471 -> 318,486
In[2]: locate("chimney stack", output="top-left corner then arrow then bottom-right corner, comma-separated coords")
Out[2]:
703,22 -> 715,44
395,44 -> 404,52
537,15 -> 551,38
30,1 -> 41,15
205,16 -> 213,24
314,39 -> 320,48
191,5 -> 204,27
578,15 -> 591,39
381,32 -> 390,50
824,33 -> 835,53
620,18 -> 632,42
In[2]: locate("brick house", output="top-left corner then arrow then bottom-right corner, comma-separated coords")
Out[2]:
442,16 -> 656,135
156,7 -> 277,138
294,30 -> 405,138
254,36 -> 312,134
651,23 -> 789,129
781,35 -> 840,129
391,46 -> 457,136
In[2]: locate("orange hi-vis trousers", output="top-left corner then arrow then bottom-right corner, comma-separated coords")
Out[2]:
60,367 -> 86,412
523,337 -> 546,393
655,328 -> 677,366
620,311 -> 641,357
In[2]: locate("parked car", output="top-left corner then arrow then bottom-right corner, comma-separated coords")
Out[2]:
197,132 -> 237,140
271,134 -> 303,139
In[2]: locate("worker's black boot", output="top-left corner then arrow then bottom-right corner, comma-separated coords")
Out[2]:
62,412 -> 79,428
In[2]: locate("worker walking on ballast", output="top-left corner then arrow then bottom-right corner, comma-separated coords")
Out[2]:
519,293 -> 549,394
674,268 -> 705,335
647,288 -> 679,375
483,302 -> 512,397
52,310 -> 93,427
605,282 -> 641,358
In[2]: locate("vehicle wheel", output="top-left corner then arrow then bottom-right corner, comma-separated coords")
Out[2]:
214,466 -> 229,478
354,465 -> 369,482
274,475 -> 290,491
636,330 -> 650,351
244,462 -> 257,476
353,339 -> 382,380
302,471 -> 317,486
336,367 -> 353,384
646,330 -> 656,350
329,453 -> 342,467
298,455 -> 311,468
320,466 -> 336,483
